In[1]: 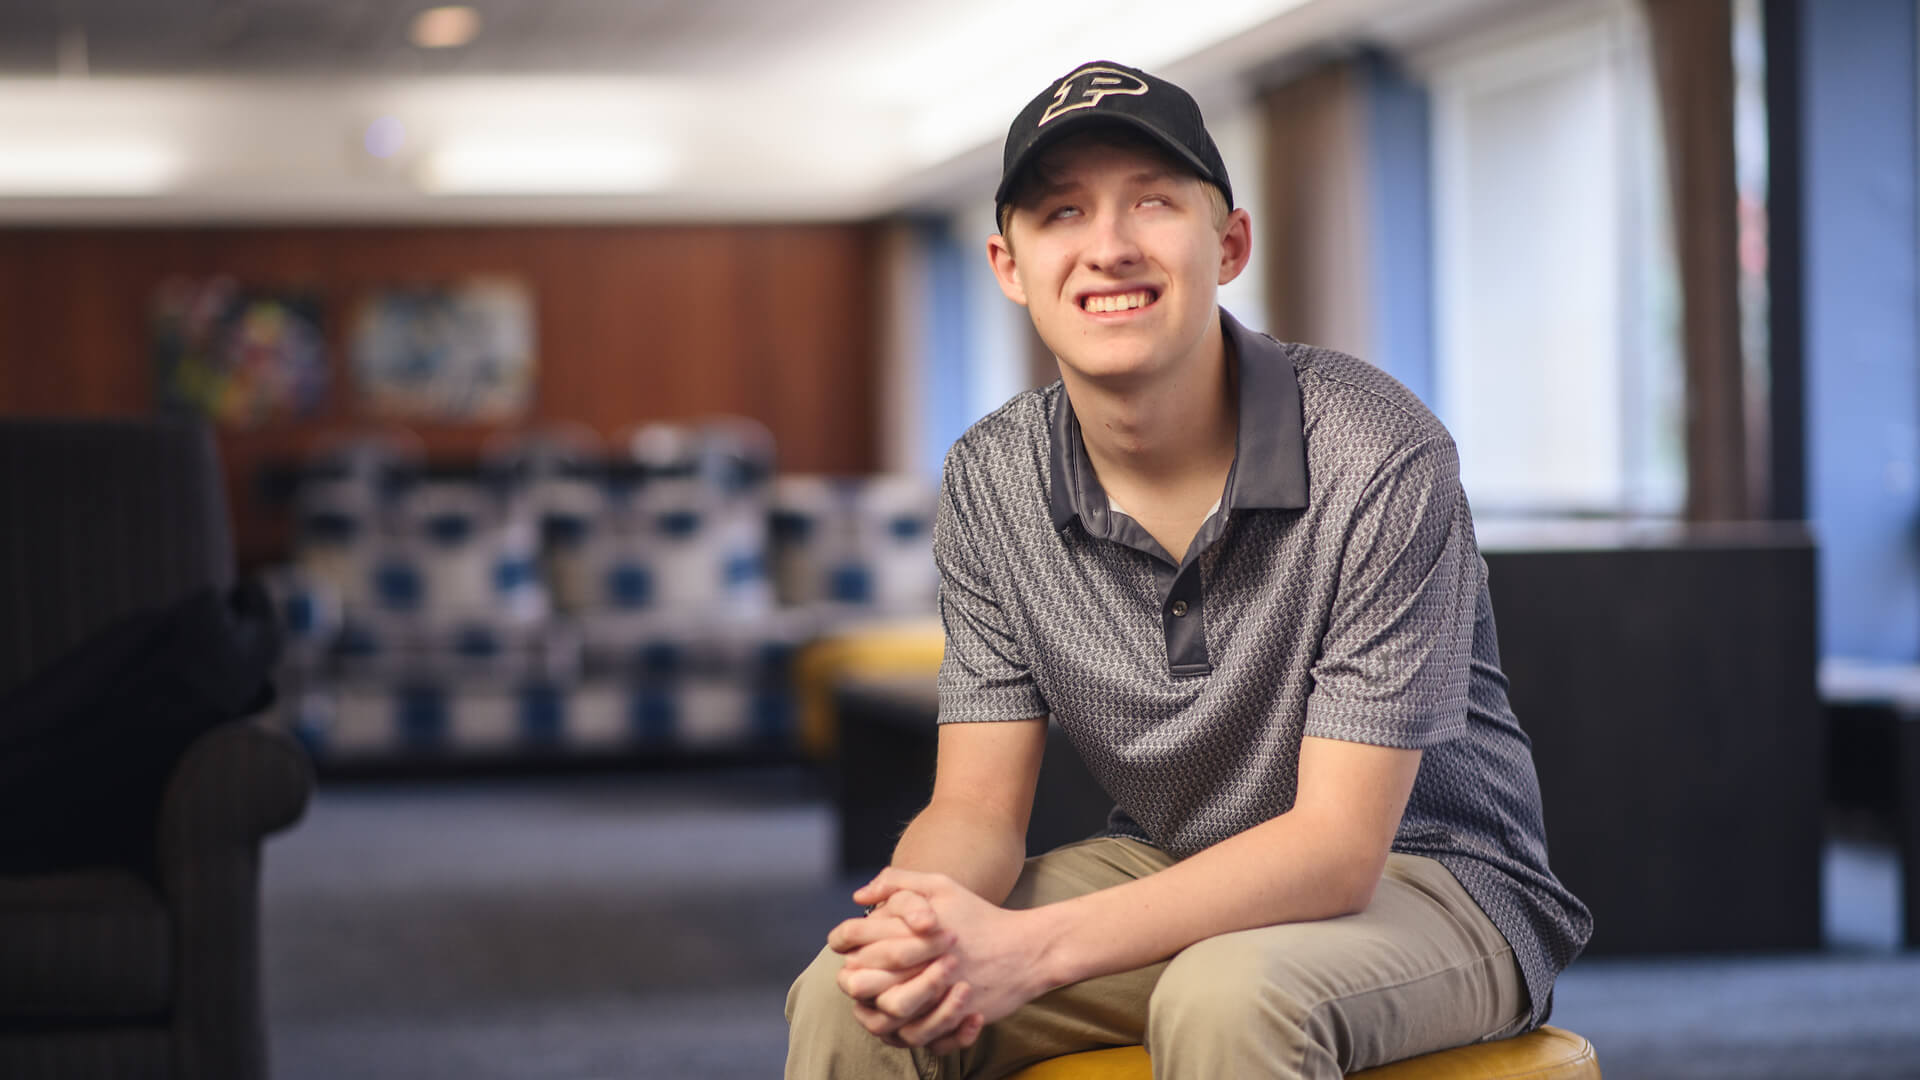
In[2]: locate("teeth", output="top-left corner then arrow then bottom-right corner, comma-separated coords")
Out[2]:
1085,290 -> 1153,313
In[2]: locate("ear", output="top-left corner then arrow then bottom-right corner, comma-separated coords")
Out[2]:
1217,207 -> 1253,286
987,233 -> 1029,306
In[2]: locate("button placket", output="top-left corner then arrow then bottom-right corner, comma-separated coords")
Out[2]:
1160,559 -> 1212,675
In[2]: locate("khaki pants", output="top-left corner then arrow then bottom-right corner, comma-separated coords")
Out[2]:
785,838 -> 1528,1080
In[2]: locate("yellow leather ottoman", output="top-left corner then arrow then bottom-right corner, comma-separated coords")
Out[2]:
1006,1026 -> 1599,1079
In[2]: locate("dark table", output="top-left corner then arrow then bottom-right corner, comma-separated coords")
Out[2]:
1820,659 -> 1920,948
832,673 -> 1110,873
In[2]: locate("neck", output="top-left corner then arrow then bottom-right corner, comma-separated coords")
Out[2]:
1061,313 -> 1238,494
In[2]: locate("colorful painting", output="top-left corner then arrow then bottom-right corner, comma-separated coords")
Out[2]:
152,277 -> 329,427
351,278 -> 536,421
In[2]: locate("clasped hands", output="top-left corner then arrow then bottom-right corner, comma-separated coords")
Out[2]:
826,868 -> 1049,1054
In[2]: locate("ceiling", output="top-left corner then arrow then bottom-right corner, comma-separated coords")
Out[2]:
0,0 -> 905,78
0,0 -> 1525,223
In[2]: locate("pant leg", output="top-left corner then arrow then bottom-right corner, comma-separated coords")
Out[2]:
1144,853 -> 1529,1080
784,837 -> 1174,1080
786,941 -> 923,1080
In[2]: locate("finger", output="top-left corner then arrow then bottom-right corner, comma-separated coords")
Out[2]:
874,954 -> 957,1021
896,982 -> 975,1049
853,868 -> 946,907
850,998 -> 900,1037
961,1013 -> 985,1047
838,959 -> 926,1002
827,914 -> 919,953
850,997 -> 916,1041
927,1013 -> 987,1055
888,889 -> 941,934
850,929 -> 952,972
853,880 -> 903,908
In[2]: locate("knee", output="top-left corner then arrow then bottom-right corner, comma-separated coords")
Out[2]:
1147,935 -> 1330,1066
1144,933 -> 1359,1076
786,945 -> 927,1080
1150,936 -> 1295,1035
785,944 -> 849,1026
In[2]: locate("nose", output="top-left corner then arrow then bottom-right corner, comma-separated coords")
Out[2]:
1084,205 -> 1143,274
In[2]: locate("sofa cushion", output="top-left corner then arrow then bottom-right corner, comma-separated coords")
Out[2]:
0,869 -> 170,1017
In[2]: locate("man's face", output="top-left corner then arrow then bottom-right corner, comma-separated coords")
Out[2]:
988,136 -> 1250,389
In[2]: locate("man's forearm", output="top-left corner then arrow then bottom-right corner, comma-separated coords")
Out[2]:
889,799 -> 1028,905
1021,805 -> 1371,989
1024,739 -> 1424,990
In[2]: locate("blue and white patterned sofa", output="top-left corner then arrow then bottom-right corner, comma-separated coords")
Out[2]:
265,421 -> 937,765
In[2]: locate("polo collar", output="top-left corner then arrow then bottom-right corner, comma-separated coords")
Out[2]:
1048,308 -> 1308,533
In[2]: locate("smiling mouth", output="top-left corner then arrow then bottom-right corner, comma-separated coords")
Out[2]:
1081,289 -> 1158,313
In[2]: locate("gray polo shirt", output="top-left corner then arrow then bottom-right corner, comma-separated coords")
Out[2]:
933,309 -> 1591,1027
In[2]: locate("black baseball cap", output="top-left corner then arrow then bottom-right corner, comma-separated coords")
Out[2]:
995,60 -> 1233,213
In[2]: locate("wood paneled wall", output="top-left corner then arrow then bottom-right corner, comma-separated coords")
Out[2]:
0,224 -> 880,568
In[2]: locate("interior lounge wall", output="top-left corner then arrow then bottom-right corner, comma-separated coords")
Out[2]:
0,224 -> 880,570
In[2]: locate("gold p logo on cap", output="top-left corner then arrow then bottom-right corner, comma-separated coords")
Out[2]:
1038,66 -> 1149,126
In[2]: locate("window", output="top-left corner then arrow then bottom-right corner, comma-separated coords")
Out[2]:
1421,3 -> 1683,516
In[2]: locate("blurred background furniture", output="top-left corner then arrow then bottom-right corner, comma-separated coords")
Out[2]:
262,419 -> 941,769
0,418 -> 314,1080
1482,521 -> 1823,955
831,665 -> 1113,872
1818,659 -> 1920,948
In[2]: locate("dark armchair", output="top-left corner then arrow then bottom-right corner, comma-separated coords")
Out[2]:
0,418 -> 314,1080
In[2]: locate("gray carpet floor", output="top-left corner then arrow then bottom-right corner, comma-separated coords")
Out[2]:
262,769 -> 1920,1080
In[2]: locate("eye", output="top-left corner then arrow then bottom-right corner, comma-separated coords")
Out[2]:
1139,194 -> 1171,209
1045,204 -> 1082,222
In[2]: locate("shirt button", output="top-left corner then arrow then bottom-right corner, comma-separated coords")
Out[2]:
1170,600 -> 1189,617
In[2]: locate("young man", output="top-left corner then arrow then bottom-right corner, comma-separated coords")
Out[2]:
786,60 -> 1590,1079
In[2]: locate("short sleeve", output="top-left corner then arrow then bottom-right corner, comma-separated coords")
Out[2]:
1303,434 -> 1478,748
933,446 -> 1051,724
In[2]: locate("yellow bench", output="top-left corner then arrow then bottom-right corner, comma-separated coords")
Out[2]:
1008,1026 -> 1599,1079
794,618 -> 946,759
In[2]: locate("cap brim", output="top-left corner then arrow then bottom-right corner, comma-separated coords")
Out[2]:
994,112 -> 1223,209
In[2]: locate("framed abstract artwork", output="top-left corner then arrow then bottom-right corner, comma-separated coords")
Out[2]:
351,278 -> 536,422
152,277 -> 329,428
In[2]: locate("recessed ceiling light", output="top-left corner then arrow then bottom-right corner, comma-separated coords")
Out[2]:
411,6 -> 481,50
